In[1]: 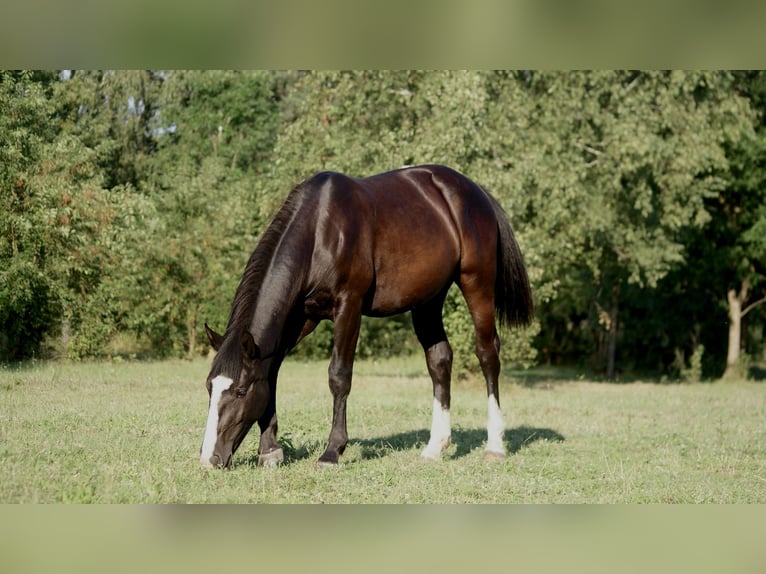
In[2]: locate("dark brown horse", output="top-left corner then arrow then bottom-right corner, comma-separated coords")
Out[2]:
200,165 -> 533,469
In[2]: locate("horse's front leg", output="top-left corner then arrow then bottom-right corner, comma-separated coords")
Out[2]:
257,378 -> 283,467
317,298 -> 362,468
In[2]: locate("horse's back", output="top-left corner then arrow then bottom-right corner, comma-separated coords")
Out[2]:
302,164 -> 489,213
295,165 -> 502,316
364,164 -> 500,268
302,165 -> 498,316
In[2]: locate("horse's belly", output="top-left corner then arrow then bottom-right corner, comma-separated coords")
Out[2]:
366,286 -> 443,316
366,240 -> 458,316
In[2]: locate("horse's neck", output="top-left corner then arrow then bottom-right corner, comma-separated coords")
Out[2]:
248,240 -> 309,357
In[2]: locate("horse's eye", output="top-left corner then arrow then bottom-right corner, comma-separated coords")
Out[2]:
236,387 -> 248,398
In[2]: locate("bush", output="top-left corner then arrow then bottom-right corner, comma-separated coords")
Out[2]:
442,285 -> 538,379
681,344 -> 705,383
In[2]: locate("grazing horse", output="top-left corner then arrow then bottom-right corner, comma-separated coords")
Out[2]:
200,165 -> 533,469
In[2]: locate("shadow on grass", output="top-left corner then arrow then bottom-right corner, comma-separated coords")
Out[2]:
354,426 -> 565,461
236,425 -> 565,467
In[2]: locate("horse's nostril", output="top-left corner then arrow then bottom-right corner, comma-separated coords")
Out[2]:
210,453 -> 222,467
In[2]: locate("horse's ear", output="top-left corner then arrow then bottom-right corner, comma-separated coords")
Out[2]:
204,323 -> 224,351
240,330 -> 260,361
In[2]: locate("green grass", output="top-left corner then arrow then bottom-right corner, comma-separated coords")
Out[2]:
1,356 -> 765,503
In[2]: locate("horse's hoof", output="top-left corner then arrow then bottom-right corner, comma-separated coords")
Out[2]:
419,450 -> 441,462
483,449 -> 507,461
257,448 -> 284,468
420,438 -> 449,461
315,459 -> 338,469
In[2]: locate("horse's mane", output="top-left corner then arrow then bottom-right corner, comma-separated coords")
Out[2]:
212,185 -> 303,377
226,186 -> 303,336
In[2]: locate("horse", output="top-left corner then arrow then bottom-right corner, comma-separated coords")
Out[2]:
199,164 -> 533,469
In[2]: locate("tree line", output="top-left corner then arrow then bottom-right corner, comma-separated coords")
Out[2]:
1,70 -> 765,380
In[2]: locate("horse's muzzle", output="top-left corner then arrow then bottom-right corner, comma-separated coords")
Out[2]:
201,452 -> 232,469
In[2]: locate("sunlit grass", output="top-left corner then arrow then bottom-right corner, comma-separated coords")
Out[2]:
1,357 -> 764,503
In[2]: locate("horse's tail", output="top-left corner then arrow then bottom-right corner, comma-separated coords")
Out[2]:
487,193 -> 534,328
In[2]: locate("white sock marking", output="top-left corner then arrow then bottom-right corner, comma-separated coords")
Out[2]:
486,394 -> 506,454
200,375 -> 234,467
421,398 -> 451,460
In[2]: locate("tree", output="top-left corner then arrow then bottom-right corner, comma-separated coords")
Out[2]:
0,71 -> 59,359
129,70 -> 282,357
55,70 -> 163,190
483,71 -> 752,379
265,70 -> 423,192
4,68 -> 761,377
0,71 -> 119,360
45,70 -> 167,357
694,71 -> 766,379
42,70 -> 283,358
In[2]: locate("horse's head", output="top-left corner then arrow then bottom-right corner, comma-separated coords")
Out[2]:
199,324 -> 269,469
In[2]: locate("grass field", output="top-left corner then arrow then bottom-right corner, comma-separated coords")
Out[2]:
1,356 -> 765,503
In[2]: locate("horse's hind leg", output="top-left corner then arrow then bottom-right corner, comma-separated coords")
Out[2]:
412,295 -> 453,460
461,281 -> 507,459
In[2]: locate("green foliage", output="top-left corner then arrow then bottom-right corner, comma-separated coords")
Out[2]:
2,70 -> 764,379
496,71 -> 754,374
0,71 -> 117,360
289,314 -> 419,363
648,71 -> 766,378
441,285 -> 539,378
0,260 -> 60,360
0,71 -> 58,360
152,70 -> 279,174
50,71 -> 283,358
55,70 -> 163,190
136,71 -> 281,357
680,345 -> 705,383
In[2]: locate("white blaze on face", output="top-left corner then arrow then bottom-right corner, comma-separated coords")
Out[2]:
486,393 -> 506,455
421,398 -> 451,460
200,375 -> 234,467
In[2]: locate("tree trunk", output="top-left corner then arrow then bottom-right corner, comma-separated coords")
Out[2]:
723,287 -> 743,380
606,284 -> 620,381
722,277 -> 766,380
